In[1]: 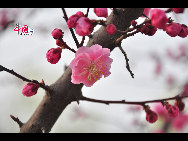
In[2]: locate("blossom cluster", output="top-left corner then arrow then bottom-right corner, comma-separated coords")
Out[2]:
141,8 -> 188,38
144,99 -> 185,124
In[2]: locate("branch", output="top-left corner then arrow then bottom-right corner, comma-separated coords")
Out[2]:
61,8 -> 80,48
80,94 -> 188,107
117,44 -> 134,78
10,115 -> 24,128
85,8 -> 90,17
0,65 -> 51,92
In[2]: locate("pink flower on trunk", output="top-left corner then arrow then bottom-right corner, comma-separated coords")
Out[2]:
22,82 -> 39,97
70,44 -> 113,87
106,24 -> 117,35
94,8 -> 108,18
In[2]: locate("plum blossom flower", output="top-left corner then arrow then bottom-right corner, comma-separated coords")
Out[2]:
70,44 -> 113,87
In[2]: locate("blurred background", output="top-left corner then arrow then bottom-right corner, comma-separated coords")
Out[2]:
0,8 -> 188,133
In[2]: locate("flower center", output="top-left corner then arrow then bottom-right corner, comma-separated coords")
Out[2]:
87,63 -> 103,82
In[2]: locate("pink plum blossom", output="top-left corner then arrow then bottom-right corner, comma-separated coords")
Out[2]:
70,44 -> 113,87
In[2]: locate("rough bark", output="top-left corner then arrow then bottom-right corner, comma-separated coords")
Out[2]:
19,8 -> 144,133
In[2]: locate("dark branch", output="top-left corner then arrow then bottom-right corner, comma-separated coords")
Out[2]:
80,94 -> 188,107
10,115 -> 24,128
0,65 -> 52,92
117,45 -> 134,78
85,8 -> 90,17
61,8 -> 80,48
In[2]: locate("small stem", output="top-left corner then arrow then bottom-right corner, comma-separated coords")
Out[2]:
85,8 -> 90,17
79,36 -> 85,47
0,65 -> 52,92
80,94 -> 188,107
61,8 -> 80,48
117,44 -> 134,78
10,115 -> 24,128
59,38 -> 76,53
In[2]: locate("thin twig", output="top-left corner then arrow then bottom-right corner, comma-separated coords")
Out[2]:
10,115 -> 24,128
117,44 -> 134,78
0,65 -> 52,92
85,8 -> 90,17
79,36 -> 85,47
81,94 -> 188,107
77,8 -> 90,48
61,8 -> 80,48
58,38 -> 76,53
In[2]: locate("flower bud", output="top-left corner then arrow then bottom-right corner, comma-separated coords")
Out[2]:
178,24 -> 188,38
150,9 -> 168,29
145,106 -> 158,123
51,28 -> 63,39
94,8 -> 108,18
172,8 -> 185,14
56,39 -> 64,47
106,24 -> 117,35
165,103 -> 179,118
75,17 -> 94,36
131,20 -> 137,27
67,11 -> 84,29
165,23 -> 182,37
175,99 -> 185,111
22,82 -> 39,97
46,47 -> 62,64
